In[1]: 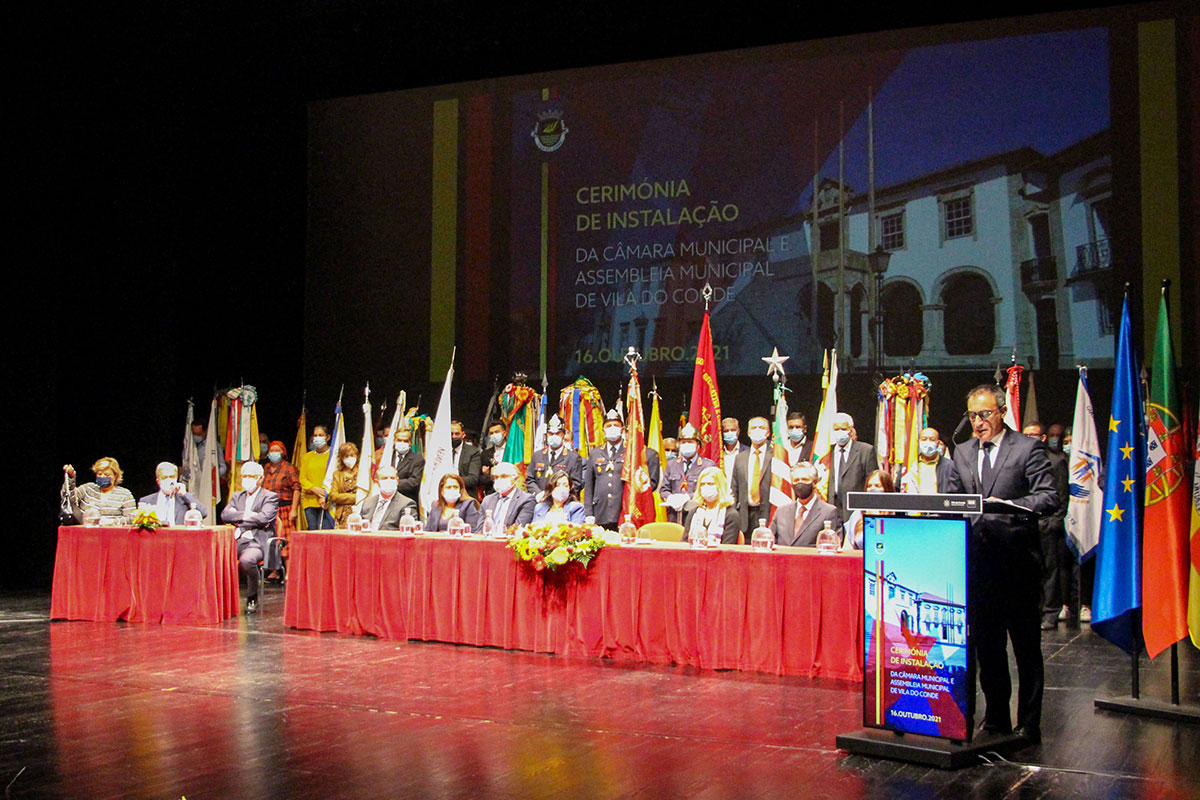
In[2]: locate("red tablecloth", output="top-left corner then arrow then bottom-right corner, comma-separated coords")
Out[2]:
51,525 -> 240,624
284,532 -> 864,680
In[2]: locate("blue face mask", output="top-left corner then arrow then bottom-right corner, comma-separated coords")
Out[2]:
788,429 -> 806,443
312,437 -> 327,449
268,452 -> 282,464
722,432 -> 738,445
918,441 -> 938,458
95,476 -> 113,488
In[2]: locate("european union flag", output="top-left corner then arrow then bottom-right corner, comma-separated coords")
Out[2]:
1091,297 -> 1144,654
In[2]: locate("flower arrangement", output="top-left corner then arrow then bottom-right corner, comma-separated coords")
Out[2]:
507,521 -> 606,572
133,506 -> 164,532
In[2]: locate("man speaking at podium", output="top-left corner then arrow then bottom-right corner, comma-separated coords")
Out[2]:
947,384 -> 1057,744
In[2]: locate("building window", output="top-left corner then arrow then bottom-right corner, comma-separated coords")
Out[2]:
880,211 -> 904,251
882,282 -> 923,357
941,272 -> 994,355
940,190 -> 974,240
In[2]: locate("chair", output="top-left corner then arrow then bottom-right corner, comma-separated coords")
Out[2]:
637,522 -> 686,542
256,537 -> 289,591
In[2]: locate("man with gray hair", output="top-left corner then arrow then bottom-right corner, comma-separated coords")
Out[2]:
827,412 -> 880,515
479,462 -> 536,531
220,460 -> 279,613
138,462 -> 208,526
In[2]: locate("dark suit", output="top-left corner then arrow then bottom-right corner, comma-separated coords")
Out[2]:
947,428 -> 1058,734
1039,448 -> 1075,618
137,490 -> 207,526
680,502 -> 740,544
423,498 -> 481,532
479,487 -> 535,531
582,444 -> 661,528
390,450 -> 425,503
782,438 -> 814,467
769,496 -> 842,547
220,488 -> 279,600
454,442 -> 483,492
731,444 -> 774,536
525,448 -> 584,494
479,443 -> 505,495
828,439 -> 880,513
359,491 -> 416,531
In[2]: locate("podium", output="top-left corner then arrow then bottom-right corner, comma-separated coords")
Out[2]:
834,492 -> 1029,769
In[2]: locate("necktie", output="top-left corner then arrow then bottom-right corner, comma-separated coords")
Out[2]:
371,497 -> 389,529
833,446 -> 846,496
749,447 -> 762,505
794,501 -> 807,537
980,441 -> 996,489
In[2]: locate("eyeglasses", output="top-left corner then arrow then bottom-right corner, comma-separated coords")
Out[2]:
968,409 -> 1000,421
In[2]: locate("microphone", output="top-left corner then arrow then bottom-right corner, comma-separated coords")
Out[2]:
952,411 -> 972,445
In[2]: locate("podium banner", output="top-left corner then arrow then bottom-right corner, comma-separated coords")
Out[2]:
863,515 -> 970,741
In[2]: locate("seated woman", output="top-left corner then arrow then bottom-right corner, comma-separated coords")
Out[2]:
327,442 -> 360,529
680,466 -> 740,544
61,457 -> 136,525
532,468 -> 586,524
844,469 -> 895,550
424,472 -> 481,532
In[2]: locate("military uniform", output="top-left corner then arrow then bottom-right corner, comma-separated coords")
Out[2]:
658,455 -> 714,523
525,447 -> 584,495
583,444 -> 661,529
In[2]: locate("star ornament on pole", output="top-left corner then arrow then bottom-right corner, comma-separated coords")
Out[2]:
762,347 -> 789,384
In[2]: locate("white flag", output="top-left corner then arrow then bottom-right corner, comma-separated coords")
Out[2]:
1065,367 -> 1104,560
376,391 -> 407,474
420,351 -> 456,514
198,396 -> 221,525
355,387 -> 375,507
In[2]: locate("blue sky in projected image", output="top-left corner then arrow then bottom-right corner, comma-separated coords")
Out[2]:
866,517 -> 967,603
794,27 -> 1109,210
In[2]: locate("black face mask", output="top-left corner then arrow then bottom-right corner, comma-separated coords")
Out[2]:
794,482 -> 815,500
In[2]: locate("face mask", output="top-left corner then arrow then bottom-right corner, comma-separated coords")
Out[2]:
95,476 -> 113,489
489,433 -> 505,447
395,442 -> 411,455
343,456 -> 357,469
604,427 -> 623,443
722,431 -> 738,445
159,478 -> 177,495
242,477 -> 259,493
192,433 -> 205,444
699,484 -> 719,503
379,479 -> 398,497
679,442 -> 697,459
312,437 -> 327,449
493,477 -> 514,494
918,441 -> 938,458
552,486 -> 570,504
793,481 -> 815,500
665,451 -> 678,461
452,436 -> 465,445
547,435 -> 563,450
260,443 -> 270,456
268,452 -> 282,464
1047,437 -> 1061,450
375,436 -> 385,448
788,429 -> 806,443
749,428 -> 769,445
1062,444 -> 1072,455
442,489 -> 461,505
834,430 -> 851,447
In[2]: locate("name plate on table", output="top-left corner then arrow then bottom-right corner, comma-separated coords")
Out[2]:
845,493 -> 981,515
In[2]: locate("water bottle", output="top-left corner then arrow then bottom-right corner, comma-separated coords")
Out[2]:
751,518 -> 773,552
445,509 -> 462,537
618,514 -> 637,545
82,507 -> 101,527
481,509 -> 496,538
689,524 -> 707,549
346,511 -> 364,533
399,507 -> 417,536
184,504 -> 203,528
816,520 -> 839,554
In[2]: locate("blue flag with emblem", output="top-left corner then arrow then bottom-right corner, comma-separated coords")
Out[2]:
1091,297 -> 1144,655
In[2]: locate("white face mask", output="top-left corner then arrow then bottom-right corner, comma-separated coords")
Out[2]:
493,477 -> 514,495
395,442 -> 411,455
834,430 -> 851,447
158,478 -> 177,495
749,428 -> 769,445
604,426 -> 623,443
547,435 -> 563,450
343,456 -> 357,469
700,484 -> 719,503
919,441 -> 938,458
379,479 -> 398,497
442,489 -> 461,505
552,486 -> 570,504
242,477 -> 259,493
679,442 -> 698,459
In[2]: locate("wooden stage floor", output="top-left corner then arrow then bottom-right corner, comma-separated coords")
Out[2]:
2,587 -> 1197,799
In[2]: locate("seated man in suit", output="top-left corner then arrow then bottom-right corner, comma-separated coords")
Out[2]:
220,460 -> 279,612
138,461 -> 207,525
478,461 -> 535,533
770,461 -> 841,547
359,465 -> 417,531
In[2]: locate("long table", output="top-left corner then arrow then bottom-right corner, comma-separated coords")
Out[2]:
284,531 -> 864,680
51,525 -> 240,624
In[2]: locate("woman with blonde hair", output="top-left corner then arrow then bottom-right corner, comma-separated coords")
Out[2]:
61,457 -> 136,525
327,442 -> 361,529
681,466 -> 740,544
